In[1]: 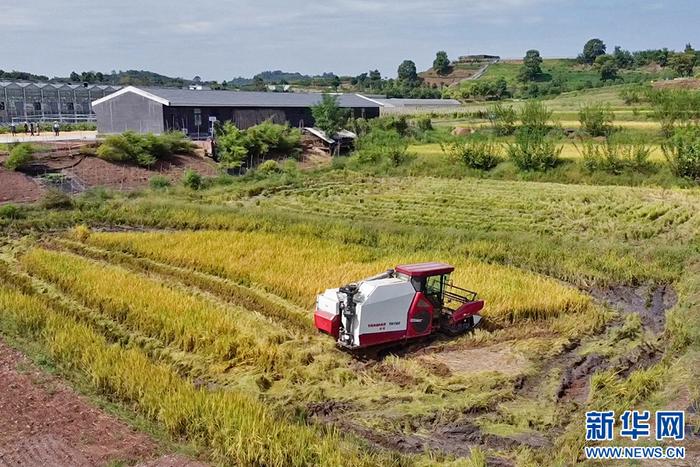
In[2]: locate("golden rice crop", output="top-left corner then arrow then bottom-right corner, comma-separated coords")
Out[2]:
20,248 -> 289,370
86,230 -> 594,326
0,286 -> 399,466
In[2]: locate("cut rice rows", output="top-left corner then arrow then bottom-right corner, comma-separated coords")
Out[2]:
255,177 -> 699,242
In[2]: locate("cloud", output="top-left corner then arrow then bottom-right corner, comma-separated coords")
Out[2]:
174,21 -> 216,34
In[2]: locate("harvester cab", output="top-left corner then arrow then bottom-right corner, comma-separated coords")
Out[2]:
314,262 -> 484,350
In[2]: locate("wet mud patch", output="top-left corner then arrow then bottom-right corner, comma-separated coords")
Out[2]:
557,354 -> 607,401
307,401 -> 518,464
589,284 -> 677,334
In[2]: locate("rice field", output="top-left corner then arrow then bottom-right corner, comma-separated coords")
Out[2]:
83,230 -> 595,326
0,155 -> 698,465
409,142 -> 667,162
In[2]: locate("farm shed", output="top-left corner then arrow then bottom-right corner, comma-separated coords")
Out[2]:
92,86 -> 381,137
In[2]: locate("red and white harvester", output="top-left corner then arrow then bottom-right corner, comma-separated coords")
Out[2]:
314,262 -> 484,350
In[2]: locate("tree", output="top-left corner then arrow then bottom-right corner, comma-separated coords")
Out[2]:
595,55 -> 619,81
311,94 -> 349,137
69,71 -> 80,82
612,46 -> 634,69
215,122 -> 249,169
331,75 -> 341,90
669,52 -> 696,77
581,38 -> 607,65
518,49 -> 543,82
433,51 -> 451,75
397,60 -> 419,85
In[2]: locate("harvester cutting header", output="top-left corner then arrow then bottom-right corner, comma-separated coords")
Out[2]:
314,262 -> 484,350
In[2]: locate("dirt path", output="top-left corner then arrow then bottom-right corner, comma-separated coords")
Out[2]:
0,338 -> 203,467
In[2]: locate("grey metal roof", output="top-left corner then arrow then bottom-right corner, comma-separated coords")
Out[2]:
0,81 -> 121,91
371,98 -> 462,108
137,87 -> 380,108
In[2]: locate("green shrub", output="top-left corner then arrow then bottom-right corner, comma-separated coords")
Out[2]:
488,103 -> 517,136
519,101 -> 552,135
258,160 -> 281,174
0,204 -> 23,219
370,116 -> 410,136
662,126 -> 700,180
39,188 -> 73,210
246,120 -> 302,160
182,169 -> 202,190
416,116 -> 433,132
579,103 -> 615,137
507,129 -> 562,171
149,175 -> 171,189
215,122 -> 248,169
441,138 -> 501,170
353,129 -> 411,166
97,131 -> 195,167
581,141 -> 654,174
5,143 -> 35,171
347,118 -> 371,137
215,121 -> 302,170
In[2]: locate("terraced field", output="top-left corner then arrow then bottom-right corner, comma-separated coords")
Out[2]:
0,170 -> 698,465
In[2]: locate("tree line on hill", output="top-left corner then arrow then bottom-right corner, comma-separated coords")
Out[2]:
2,38 -> 697,100
449,39 -> 698,101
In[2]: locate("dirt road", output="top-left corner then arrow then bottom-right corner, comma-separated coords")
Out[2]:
0,338 -> 203,466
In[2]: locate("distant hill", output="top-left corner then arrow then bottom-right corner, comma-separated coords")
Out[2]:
229,70 -> 338,86
419,56 -> 499,87
0,68 -> 191,87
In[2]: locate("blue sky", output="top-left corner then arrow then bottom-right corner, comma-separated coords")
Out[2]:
1,0 -> 697,80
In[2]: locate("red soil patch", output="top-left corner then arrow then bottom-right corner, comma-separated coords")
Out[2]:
0,142 -> 219,203
64,154 -> 218,191
0,338 -> 203,466
0,170 -> 44,204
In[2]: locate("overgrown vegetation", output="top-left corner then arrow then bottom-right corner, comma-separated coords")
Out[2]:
441,138 -> 500,170
96,131 -> 195,167
662,125 -> 700,180
4,143 -> 35,171
579,141 -> 653,174
215,121 -> 301,170
578,103 -> 615,137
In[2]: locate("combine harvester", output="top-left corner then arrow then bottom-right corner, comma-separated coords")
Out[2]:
314,262 -> 484,350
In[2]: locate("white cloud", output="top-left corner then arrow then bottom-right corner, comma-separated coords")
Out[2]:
174,21 -> 216,34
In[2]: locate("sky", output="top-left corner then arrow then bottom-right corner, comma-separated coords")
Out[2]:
1,0 -> 697,81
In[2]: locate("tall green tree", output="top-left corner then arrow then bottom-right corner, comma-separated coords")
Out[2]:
397,60 -> 419,84
311,94 -> 349,137
433,51 -> 451,75
612,46 -> 634,69
595,55 -> 619,81
581,38 -> 607,65
669,52 -> 696,77
518,49 -> 543,82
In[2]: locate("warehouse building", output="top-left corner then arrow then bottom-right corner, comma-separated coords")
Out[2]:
0,81 -> 121,123
92,86 -> 381,137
